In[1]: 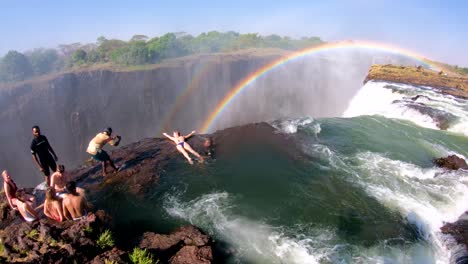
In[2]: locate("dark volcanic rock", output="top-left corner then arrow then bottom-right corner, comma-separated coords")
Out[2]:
392,99 -> 457,130
140,225 -> 213,263
91,247 -> 130,264
170,245 -> 213,264
0,199 -> 17,229
434,155 -> 468,170
0,211 -> 112,263
442,213 -> 468,264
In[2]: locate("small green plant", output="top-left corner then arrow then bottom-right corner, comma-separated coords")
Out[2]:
129,248 -> 157,264
26,229 -> 39,239
0,241 -> 5,256
104,259 -> 117,264
83,225 -> 93,235
97,229 -> 115,249
49,238 -> 58,247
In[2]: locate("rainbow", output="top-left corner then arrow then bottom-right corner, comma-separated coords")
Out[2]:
200,40 -> 438,133
158,62 -> 215,134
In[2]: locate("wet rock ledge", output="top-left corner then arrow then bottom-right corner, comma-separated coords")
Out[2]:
435,155 -> 468,264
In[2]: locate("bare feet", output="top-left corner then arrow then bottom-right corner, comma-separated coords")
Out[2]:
188,159 -> 194,165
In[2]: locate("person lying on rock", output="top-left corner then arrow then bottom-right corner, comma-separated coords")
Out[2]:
62,181 -> 88,221
2,170 -> 36,210
163,130 -> 204,165
86,127 -> 121,177
30,125 -> 59,186
50,165 -> 69,198
11,191 -> 39,223
44,188 -> 64,222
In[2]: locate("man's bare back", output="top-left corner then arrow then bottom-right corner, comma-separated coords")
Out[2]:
62,193 -> 87,220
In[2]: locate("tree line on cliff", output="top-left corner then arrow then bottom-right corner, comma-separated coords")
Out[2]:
0,31 -> 324,83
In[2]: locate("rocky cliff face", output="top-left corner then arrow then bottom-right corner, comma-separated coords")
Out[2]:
0,49 -> 373,185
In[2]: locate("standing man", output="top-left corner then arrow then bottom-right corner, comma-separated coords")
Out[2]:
86,127 -> 120,177
31,126 -> 58,186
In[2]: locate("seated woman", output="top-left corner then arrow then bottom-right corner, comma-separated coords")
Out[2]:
11,192 -> 39,223
43,188 -> 64,222
163,131 -> 204,165
2,170 -> 35,210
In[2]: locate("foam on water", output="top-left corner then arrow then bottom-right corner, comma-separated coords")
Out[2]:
298,136 -> 468,263
271,117 -> 314,134
164,192 -> 326,264
343,81 -> 468,136
352,152 -> 468,263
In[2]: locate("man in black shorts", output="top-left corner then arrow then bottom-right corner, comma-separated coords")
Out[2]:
30,126 -> 58,186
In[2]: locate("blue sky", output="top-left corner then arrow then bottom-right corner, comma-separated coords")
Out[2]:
1,0 -> 467,65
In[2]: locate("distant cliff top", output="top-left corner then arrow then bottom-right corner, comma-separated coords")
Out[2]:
365,64 -> 468,98
0,48 -> 290,90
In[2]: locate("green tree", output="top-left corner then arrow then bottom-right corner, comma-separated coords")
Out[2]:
147,33 -> 187,62
96,38 -> 127,62
71,49 -> 87,65
0,50 -> 33,82
26,48 -> 60,75
130,35 -> 148,42
111,41 -> 149,65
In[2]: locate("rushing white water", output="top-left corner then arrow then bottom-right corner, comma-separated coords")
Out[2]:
354,152 -> 468,263
159,79 -> 468,263
165,192 -> 326,264
299,136 -> 468,263
343,81 -> 468,136
271,117 -> 314,134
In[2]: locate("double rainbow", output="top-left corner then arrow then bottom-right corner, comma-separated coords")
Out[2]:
200,41 -> 437,133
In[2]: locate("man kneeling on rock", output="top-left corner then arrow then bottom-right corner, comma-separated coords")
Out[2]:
62,181 -> 89,221
86,127 -> 121,177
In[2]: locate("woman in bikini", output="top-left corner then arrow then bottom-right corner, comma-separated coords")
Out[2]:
44,188 -> 64,222
2,170 -> 35,210
163,131 -> 204,165
12,192 -> 39,223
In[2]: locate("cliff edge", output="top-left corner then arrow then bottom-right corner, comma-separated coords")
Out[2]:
364,64 -> 468,98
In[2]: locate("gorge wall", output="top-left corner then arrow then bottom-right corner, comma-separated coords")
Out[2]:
0,49 -> 379,185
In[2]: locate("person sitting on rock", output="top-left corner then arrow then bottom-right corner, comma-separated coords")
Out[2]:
11,192 -> 39,223
163,130 -> 204,165
62,181 -> 88,221
86,127 -> 121,177
2,170 -> 35,210
43,188 -> 64,222
50,165 -> 69,198
203,137 -> 215,158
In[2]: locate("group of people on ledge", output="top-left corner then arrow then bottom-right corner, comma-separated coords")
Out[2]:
3,169 -> 88,223
2,125 -> 213,224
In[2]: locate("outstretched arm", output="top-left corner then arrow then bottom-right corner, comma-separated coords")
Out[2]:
163,133 -> 176,142
184,130 -> 196,139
